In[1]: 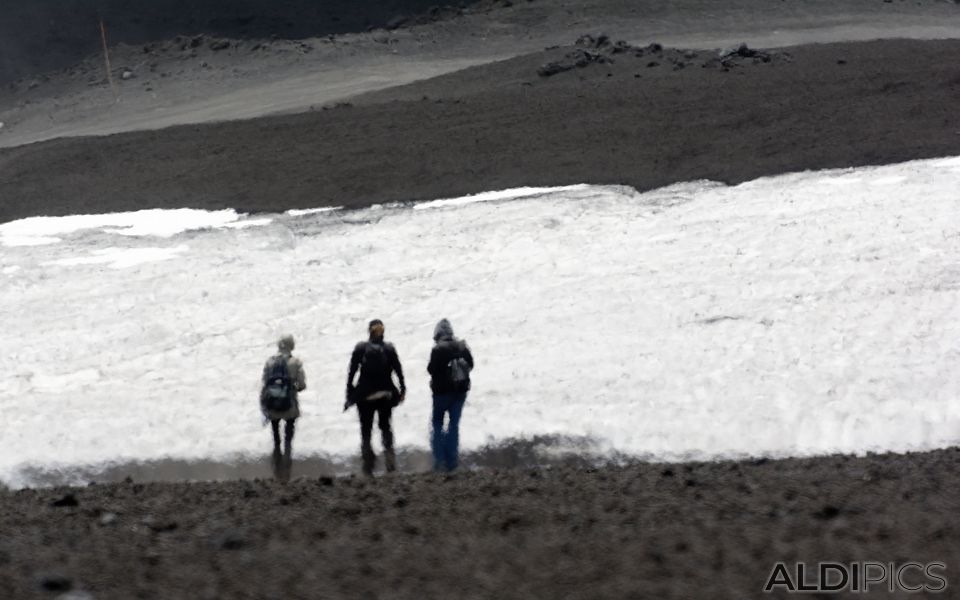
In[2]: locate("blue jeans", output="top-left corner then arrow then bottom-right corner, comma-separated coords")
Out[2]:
431,392 -> 467,472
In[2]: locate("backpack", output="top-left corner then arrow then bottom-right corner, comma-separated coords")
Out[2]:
447,342 -> 471,391
361,342 -> 391,378
448,357 -> 470,387
262,356 -> 293,412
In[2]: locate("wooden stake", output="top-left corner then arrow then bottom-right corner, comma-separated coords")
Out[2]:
99,17 -> 118,101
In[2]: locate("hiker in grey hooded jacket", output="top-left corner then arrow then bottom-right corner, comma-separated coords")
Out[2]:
261,334 -> 307,454
427,319 -> 473,472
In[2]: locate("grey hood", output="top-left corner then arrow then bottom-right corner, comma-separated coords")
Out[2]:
433,319 -> 454,342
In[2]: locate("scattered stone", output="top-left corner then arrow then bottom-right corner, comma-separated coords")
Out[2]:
150,520 -> 178,533
574,33 -> 611,49
209,39 -> 230,51
814,505 -> 841,520
538,48 -> 612,77
39,573 -> 72,592
51,493 -> 78,507
99,512 -> 118,526
707,43 -> 790,70
319,476 -> 334,486
372,30 -> 391,44
120,70 -> 134,80
500,515 -> 523,532
728,43 -> 757,58
189,35 -> 204,48
141,515 -> 177,532
215,529 -> 246,550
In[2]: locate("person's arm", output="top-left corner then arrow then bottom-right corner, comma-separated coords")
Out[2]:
262,358 -> 272,385
294,358 -> 306,392
427,345 -> 441,378
347,343 -> 363,388
344,344 -> 364,410
462,342 -> 474,371
389,344 -> 406,396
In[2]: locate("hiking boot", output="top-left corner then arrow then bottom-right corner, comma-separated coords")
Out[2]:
362,449 -> 376,476
384,448 -> 397,473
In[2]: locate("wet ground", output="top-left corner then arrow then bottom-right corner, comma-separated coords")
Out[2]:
12,435 -> 613,489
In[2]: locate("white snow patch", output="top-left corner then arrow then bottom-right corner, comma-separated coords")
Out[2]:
0,208 -> 245,247
414,185 -> 590,210
220,218 -> 273,229
287,207 -> 342,217
1,159 -> 960,487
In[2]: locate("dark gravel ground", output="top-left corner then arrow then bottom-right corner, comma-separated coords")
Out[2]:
1,449 -> 958,599
2,38 -> 960,224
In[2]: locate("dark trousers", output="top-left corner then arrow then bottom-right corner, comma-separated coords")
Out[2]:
357,399 -> 395,474
270,419 -> 295,452
270,419 -> 295,482
431,393 -> 467,472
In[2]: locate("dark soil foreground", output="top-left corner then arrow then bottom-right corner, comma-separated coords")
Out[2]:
1,449 -> 958,599
2,38 -> 960,224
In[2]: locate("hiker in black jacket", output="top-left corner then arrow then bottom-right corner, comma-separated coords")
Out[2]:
345,319 -> 406,475
427,318 -> 474,472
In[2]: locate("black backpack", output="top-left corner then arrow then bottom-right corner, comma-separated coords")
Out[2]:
361,342 -> 391,378
262,356 -> 293,412
447,341 -> 471,392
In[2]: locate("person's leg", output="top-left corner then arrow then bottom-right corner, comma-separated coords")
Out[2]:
444,394 -> 467,471
431,394 -> 449,472
284,419 -> 295,456
378,401 -> 396,473
270,419 -> 281,450
358,403 -> 376,475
